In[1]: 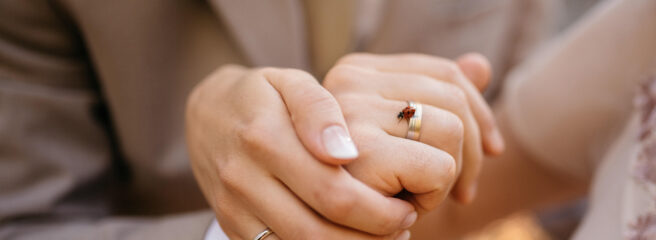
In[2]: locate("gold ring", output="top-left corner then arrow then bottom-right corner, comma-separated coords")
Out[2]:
406,101 -> 422,141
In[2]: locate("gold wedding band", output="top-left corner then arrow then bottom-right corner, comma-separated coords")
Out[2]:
254,228 -> 273,240
406,101 -> 423,141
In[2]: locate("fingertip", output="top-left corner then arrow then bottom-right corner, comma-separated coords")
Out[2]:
483,128 -> 506,156
451,182 -> 477,204
458,52 -> 491,77
450,190 -> 468,204
401,211 -> 418,229
457,53 -> 492,92
466,183 -> 478,203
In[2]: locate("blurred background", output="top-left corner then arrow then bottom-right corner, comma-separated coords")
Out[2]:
470,0 -> 598,239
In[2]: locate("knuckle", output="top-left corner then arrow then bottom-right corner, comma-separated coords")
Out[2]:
334,92 -> 359,104
443,111 -> 465,142
250,67 -> 278,81
301,88 -> 335,108
450,85 -> 468,106
441,153 -> 458,183
235,117 -> 278,153
253,67 -> 278,75
333,93 -> 362,118
424,151 -> 457,191
294,91 -> 341,122
441,84 -> 469,115
248,68 -> 280,86
323,65 -> 359,89
317,180 -> 357,221
442,61 -> 461,78
336,52 -> 370,65
399,53 -> 436,64
216,159 -> 241,190
281,68 -> 316,82
399,53 -> 451,67
406,153 -> 439,184
325,195 -> 357,221
255,67 -> 316,86
443,61 -> 460,75
408,74 -> 436,86
213,195 -> 236,216
187,68 -> 236,115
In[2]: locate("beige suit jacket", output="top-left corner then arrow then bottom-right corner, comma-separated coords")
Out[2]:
3,0 -> 638,239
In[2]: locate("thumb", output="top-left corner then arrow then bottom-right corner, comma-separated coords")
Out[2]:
262,68 -> 358,165
457,53 -> 492,92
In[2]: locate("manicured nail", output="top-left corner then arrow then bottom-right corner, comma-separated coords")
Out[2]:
401,211 -> 417,229
322,125 -> 358,159
395,230 -> 411,240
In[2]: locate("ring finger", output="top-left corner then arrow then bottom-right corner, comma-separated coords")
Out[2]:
339,95 -> 464,163
326,65 -> 483,202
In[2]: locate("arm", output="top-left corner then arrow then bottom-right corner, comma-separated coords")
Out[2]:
0,4 -> 416,237
0,1 -> 216,239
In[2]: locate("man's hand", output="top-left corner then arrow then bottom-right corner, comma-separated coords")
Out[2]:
186,65 -> 417,239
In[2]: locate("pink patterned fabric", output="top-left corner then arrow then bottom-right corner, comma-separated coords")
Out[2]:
629,77 -> 656,240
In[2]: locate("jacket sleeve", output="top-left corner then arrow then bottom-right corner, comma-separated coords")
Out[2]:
0,1 -> 212,239
499,0 -> 656,179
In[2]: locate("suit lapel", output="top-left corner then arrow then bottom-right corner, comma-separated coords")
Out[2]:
208,0 -> 310,70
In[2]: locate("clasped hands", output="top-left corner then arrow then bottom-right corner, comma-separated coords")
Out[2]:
186,53 -> 505,240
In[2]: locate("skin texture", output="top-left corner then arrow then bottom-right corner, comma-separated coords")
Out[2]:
331,53 -> 503,203
186,66 -> 415,240
185,53 -> 502,239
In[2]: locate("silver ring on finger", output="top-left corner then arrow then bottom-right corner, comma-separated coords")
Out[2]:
253,228 -> 274,240
403,101 -> 423,141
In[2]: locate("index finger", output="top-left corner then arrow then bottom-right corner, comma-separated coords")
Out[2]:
246,78 -> 418,235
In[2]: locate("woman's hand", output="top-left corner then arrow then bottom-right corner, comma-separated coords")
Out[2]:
186,65 -> 417,239
324,53 -> 503,206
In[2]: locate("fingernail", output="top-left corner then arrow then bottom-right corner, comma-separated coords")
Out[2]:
401,212 -> 417,229
395,230 -> 411,240
322,125 -> 358,159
